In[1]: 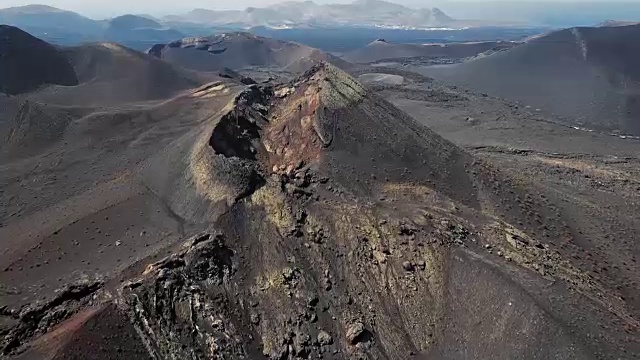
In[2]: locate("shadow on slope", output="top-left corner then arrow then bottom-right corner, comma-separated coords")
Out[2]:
26,42 -> 217,106
0,25 -> 78,95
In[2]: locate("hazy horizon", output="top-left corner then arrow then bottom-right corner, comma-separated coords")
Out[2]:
2,0 -> 640,18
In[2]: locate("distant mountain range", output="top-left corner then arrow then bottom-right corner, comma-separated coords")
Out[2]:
0,5 -> 184,46
0,1 -> 463,48
164,0 -> 455,29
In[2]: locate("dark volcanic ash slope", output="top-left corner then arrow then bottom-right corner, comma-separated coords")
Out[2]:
343,38 -> 518,64
0,31 -> 245,161
0,97 -> 85,158
420,24 -> 640,135
3,63 -> 638,359
0,25 -> 78,95
148,32 -> 352,73
27,42 -> 215,106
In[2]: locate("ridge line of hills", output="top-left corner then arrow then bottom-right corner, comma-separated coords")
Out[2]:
0,1 -> 457,29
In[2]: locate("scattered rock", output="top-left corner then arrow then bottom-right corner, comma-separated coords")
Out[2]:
402,261 -> 415,272
309,313 -> 318,323
398,221 -> 417,236
308,296 -> 319,308
324,279 -> 333,291
282,267 -> 300,288
346,321 -> 366,344
275,86 -> 295,98
448,224 -> 469,244
288,226 -> 303,237
293,333 -> 311,357
317,330 -> 333,346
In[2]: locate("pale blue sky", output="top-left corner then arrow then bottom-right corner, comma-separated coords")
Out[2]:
0,0 -> 636,18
